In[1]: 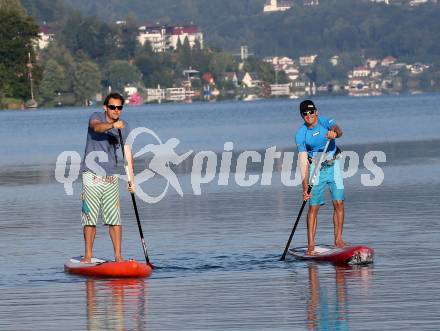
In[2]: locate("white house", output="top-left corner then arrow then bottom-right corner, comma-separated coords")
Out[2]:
351,67 -> 371,78
284,66 -> 300,81
381,56 -> 396,67
263,0 -> 293,12
36,27 -> 54,50
299,54 -> 318,66
241,72 -> 262,87
138,25 -> 203,52
137,26 -> 167,52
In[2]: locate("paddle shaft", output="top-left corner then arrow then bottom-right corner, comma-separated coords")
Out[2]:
280,140 -> 331,261
118,129 -> 152,267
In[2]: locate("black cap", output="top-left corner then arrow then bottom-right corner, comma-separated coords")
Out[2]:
299,100 -> 316,113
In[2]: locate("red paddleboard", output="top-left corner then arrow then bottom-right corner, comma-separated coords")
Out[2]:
288,245 -> 374,265
64,257 -> 153,278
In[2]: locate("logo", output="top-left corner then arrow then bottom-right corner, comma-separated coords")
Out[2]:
55,127 -> 387,203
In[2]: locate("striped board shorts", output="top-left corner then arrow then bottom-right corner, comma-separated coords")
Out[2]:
81,171 -> 121,227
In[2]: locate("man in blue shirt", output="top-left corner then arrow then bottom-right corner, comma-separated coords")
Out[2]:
295,100 -> 345,255
80,92 -> 134,263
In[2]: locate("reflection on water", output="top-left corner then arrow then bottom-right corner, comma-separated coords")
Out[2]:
306,263 -> 373,331
85,279 -> 148,331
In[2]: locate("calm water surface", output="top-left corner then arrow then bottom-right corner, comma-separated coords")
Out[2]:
0,95 -> 439,330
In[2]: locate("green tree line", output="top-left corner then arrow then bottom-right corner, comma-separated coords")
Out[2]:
57,0 -> 440,64
5,0 -> 277,107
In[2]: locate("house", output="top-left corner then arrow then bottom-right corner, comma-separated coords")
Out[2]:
36,27 -> 54,50
263,56 -> 295,69
137,25 -> 167,52
137,24 -> 203,52
408,63 -> 430,74
381,56 -> 396,67
330,56 -> 339,66
124,86 -> 138,96
366,59 -> 379,69
351,67 -> 371,78
263,0 -> 293,12
168,25 -> 204,50
224,72 -> 239,86
241,72 -> 262,87
284,66 -> 300,81
299,54 -> 318,66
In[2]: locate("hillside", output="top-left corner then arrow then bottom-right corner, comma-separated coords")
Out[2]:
22,0 -> 440,64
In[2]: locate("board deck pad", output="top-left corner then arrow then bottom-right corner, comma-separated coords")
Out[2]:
288,245 -> 374,265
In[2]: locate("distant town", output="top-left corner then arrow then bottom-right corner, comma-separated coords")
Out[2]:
2,0 -> 439,109
34,21 -> 435,106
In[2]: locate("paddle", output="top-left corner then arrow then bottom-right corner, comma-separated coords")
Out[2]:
118,128 -> 154,268
280,140 -> 331,261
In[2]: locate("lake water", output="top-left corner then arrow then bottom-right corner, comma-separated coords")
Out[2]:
0,95 -> 439,330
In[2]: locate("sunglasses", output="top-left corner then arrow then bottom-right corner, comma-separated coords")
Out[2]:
301,110 -> 315,116
107,105 -> 123,111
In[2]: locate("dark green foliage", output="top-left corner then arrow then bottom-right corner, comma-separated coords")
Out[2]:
20,0 -> 66,23
61,0 -> 440,65
0,2 -> 40,101
103,60 -> 141,91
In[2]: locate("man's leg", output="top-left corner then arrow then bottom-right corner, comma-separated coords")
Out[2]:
332,200 -> 345,247
102,176 -> 123,262
307,205 -> 320,255
81,171 -> 101,263
109,225 -> 123,262
82,225 -> 96,263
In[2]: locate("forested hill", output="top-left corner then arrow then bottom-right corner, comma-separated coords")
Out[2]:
23,0 -> 440,64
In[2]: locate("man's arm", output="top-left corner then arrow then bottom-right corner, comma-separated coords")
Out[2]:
90,119 -> 125,133
124,144 -> 135,192
326,124 -> 343,140
299,151 -> 310,200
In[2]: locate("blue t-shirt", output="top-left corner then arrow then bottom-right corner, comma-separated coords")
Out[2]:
81,112 -> 130,176
295,116 -> 337,158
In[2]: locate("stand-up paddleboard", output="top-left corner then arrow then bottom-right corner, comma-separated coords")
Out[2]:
288,245 -> 374,265
64,257 -> 153,278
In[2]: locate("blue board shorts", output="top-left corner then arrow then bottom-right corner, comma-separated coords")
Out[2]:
309,159 -> 344,206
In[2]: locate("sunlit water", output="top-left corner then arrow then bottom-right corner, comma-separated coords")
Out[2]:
0,95 -> 439,330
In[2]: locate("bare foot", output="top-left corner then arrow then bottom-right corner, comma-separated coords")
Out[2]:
80,257 -> 92,263
335,240 -> 347,248
114,256 -> 124,262
307,248 -> 317,256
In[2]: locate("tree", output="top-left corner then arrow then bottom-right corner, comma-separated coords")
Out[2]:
20,0 -> 67,23
39,42 -> 76,91
73,60 -> 101,105
0,2 -> 40,102
0,0 -> 26,13
116,13 -> 139,60
177,36 -> 192,68
103,60 -> 141,91
39,59 -> 65,104
208,52 -> 236,82
60,13 -> 118,63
